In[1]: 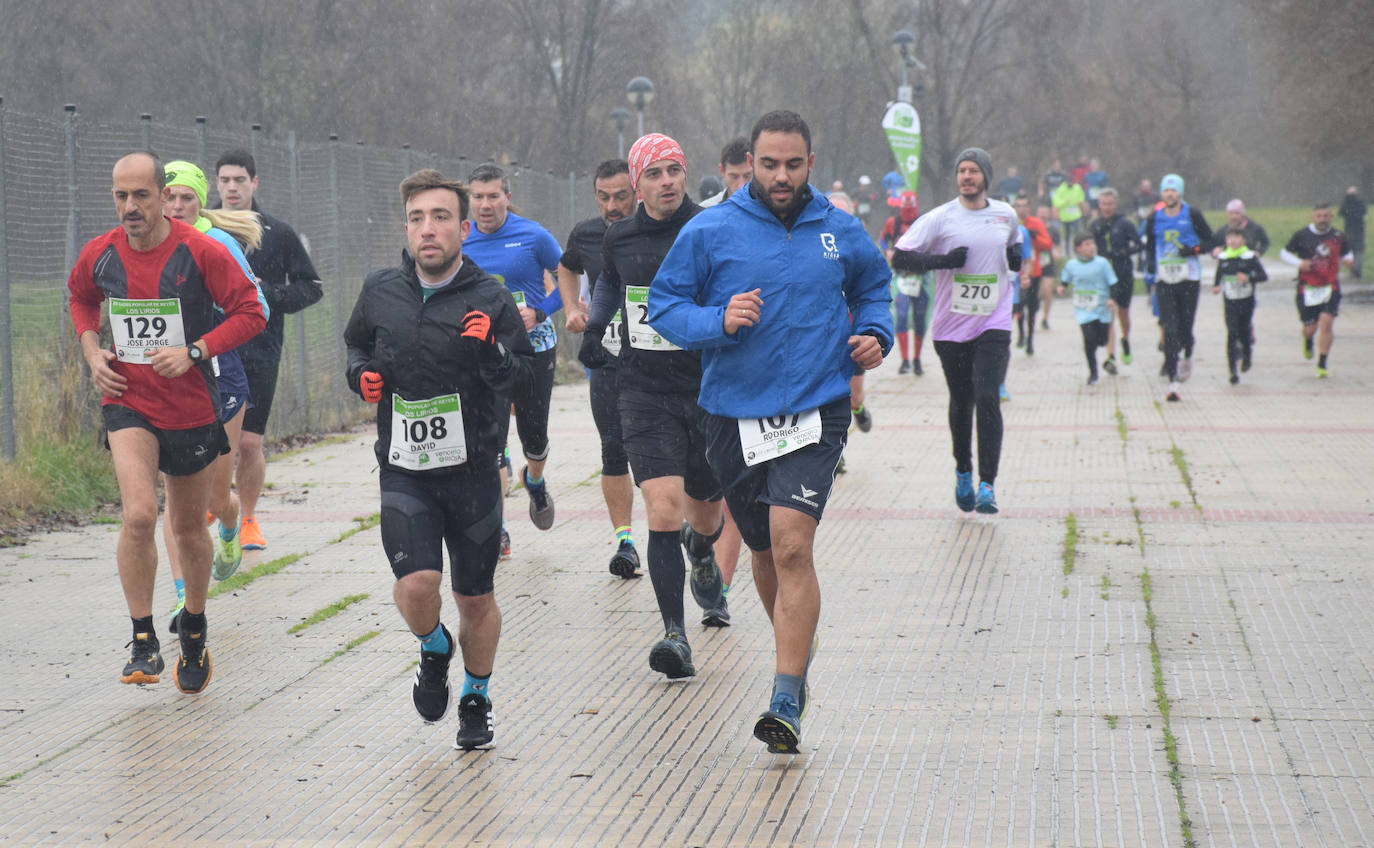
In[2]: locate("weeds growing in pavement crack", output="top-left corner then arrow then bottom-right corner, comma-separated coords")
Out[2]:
1141,571 -> 1197,848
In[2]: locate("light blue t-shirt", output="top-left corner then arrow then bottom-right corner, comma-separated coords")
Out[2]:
463,211 -> 563,351
1060,254 -> 1116,325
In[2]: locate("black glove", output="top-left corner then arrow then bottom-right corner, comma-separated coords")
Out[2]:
937,246 -> 969,269
1179,243 -> 1201,257
578,327 -> 610,369
1006,244 -> 1023,272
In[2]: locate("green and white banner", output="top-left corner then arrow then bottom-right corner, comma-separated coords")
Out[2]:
882,101 -> 921,197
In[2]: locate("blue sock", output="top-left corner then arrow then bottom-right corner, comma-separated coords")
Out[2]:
525,468 -> 544,488
174,578 -> 186,603
462,669 -> 490,700
774,673 -> 803,703
218,522 -> 237,542
417,622 -> 450,655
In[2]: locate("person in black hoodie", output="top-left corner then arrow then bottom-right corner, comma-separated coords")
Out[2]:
343,170 -> 534,751
578,133 -> 725,682
1212,227 -> 1268,384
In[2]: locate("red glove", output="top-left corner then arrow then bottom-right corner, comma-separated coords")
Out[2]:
360,370 -> 384,404
461,310 -> 494,344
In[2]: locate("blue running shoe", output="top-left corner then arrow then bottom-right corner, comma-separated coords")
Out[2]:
754,691 -> 802,754
975,481 -> 999,514
955,471 -> 975,512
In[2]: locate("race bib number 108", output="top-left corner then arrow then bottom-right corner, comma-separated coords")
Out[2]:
737,408 -> 822,467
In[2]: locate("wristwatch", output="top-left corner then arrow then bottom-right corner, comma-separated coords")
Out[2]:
187,344 -> 204,363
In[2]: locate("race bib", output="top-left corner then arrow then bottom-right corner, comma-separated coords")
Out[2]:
1038,250 -> 1052,267
1158,257 -> 1188,284
950,274 -> 999,316
737,408 -> 822,467
389,393 -> 466,471
1222,276 -> 1252,300
109,298 -> 186,364
601,309 -> 623,356
1303,284 -> 1333,307
895,273 -> 924,296
625,285 -> 681,351
1073,288 -> 1100,311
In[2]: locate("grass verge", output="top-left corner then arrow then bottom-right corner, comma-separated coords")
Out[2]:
288,593 -> 370,634
0,438 -> 119,545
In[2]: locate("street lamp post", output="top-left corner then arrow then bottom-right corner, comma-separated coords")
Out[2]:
891,29 -> 925,104
610,107 -> 630,158
626,76 -> 655,138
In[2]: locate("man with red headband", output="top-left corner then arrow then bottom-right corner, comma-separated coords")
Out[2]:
577,134 -> 725,682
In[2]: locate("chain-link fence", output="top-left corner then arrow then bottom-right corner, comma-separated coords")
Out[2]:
0,100 -> 597,460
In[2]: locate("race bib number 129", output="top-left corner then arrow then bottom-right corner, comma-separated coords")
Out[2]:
109,298 -> 186,363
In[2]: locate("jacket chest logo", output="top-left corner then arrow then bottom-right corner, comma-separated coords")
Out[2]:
820,233 -> 840,260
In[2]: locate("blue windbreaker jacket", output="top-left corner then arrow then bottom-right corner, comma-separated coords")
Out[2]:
648,185 -> 893,418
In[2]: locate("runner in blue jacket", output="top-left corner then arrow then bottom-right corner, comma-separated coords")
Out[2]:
649,110 -> 891,755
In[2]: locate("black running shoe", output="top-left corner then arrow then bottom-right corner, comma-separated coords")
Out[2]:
453,693 -> 494,750
898,359 -> 911,375
852,406 -> 872,433
682,522 -> 724,611
912,359 -> 924,375
173,614 -> 213,694
413,624 -> 454,722
701,594 -> 731,627
608,540 -> 641,579
648,631 -> 695,680
121,632 -> 164,685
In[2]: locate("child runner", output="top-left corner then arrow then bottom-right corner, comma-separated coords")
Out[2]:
1058,232 -> 1118,385
1213,227 -> 1268,384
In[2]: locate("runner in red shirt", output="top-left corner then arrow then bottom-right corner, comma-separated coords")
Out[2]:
67,152 -> 265,693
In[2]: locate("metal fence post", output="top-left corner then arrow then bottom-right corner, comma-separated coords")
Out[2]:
402,144 -> 412,178
0,97 -> 14,460
140,113 -> 152,150
328,134 -> 346,366
63,105 -> 80,275
196,116 -> 207,167
568,170 -> 576,234
287,130 -> 309,426
356,140 -> 370,270
250,123 -> 262,167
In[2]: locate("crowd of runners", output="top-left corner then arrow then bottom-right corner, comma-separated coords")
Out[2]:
68,116 -> 1362,755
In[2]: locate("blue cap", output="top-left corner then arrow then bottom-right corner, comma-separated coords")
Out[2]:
1161,174 -> 1184,195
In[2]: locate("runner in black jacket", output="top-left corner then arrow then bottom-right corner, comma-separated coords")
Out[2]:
1211,227 -> 1268,384
578,133 -> 725,682
343,170 -> 534,752
1090,188 -> 1141,367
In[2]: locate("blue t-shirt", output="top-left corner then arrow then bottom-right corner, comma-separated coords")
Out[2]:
463,211 -> 563,351
1060,255 -> 1116,324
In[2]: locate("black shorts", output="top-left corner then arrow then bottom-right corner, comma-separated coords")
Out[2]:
618,388 -> 722,502
379,465 -> 503,596
703,396 -> 849,553
1109,280 -> 1133,309
496,348 -> 556,463
102,404 -> 227,477
217,353 -> 251,423
1296,285 -> 1341,325
241,356 -> 280,436
588,360 -> 628,477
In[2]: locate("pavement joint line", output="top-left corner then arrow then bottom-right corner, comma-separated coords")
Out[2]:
286,592 -> 370,634
1141,570 -> 1197,848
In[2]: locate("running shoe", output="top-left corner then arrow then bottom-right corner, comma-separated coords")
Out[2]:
1015,336 -> 1024,349
1241,350 -> 1251,372
1041,318 -> 1049,330
648,631 -> 695,680
683,522 -> 724,611
835,456 -> 847,475
1317,366 -> 1330,378
120,632 -> 164,685
240,516 -> 266,551
1166,382 -> 1181,402
702,595 -> 731,628
499,529 -> 511,561
999,384 -> 1010,402
955,471 -> 976,512
912,359 -> 924,376
413,623 -> 454,723
522,466 -> 555,530
608,540 -> 641,579
168,599 -> 185,635
1086,373 -> 1098,386
1122,351 -> 1133,365
1103,357 -> 1118,376
454,694 -> 494,750
898,359 -> 911,375
1229,373 -> 1240,385
1177,357 -> 1193,383
205,510 -> 214,526
975,481 -> 998,515
754,691 -> 802,754
1302,335 -> 1314,360
852,406 -> 872,433
173,613 -> 213,694
211,523 -> 243,581
1024,343 -> 1034,357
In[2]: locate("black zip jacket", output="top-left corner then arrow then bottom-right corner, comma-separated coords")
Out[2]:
1213,251 -> 1268,295
1091,213 -> 1141,283
343,251 -> 535,473
587,197 -> 703,395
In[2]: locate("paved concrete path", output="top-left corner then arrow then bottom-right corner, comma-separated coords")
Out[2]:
1,270 -> 1370,846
